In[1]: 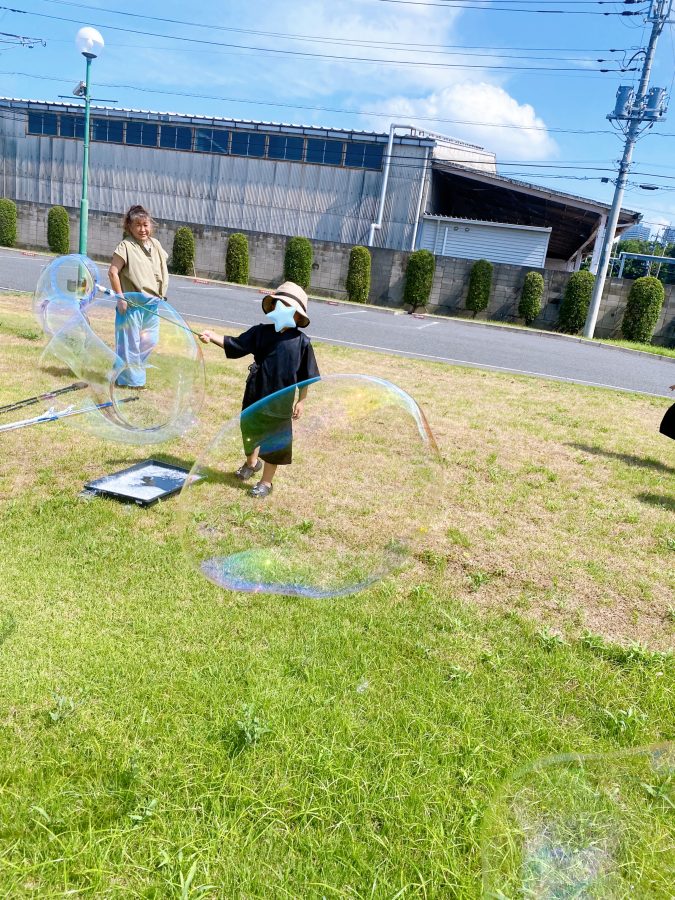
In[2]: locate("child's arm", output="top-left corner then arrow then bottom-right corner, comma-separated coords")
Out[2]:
199,330 -> 225,348
293,385 -> 309,419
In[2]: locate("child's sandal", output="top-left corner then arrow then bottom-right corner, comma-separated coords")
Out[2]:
235,460 -> 262,480
250,482 -> 273,498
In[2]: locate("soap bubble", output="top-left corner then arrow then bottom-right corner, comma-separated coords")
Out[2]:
33,255 -> 204,444
179,375 -> 440,598
33,254 -> 98,335
481,743 -> 675,898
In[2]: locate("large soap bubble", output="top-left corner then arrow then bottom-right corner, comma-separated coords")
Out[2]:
33,253 -> 99,336
481,743 -> 675,898
179,375 -> 440,598
33,255 -> 204,444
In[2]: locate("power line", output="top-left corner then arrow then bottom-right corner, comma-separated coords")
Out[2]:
0,6 -> 642,70
34,0 -> 634,54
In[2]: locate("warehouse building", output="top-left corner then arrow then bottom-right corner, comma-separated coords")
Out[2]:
0,98 -> 640,271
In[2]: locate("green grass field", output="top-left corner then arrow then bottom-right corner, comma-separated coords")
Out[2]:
0,295 -> 673,897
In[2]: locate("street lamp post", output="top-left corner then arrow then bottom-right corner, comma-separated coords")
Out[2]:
74,26 -> 104,255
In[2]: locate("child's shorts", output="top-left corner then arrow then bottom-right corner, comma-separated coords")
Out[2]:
241,409 -> 293,465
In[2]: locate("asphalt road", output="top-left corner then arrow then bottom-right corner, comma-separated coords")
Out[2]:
2,247 -> 674,398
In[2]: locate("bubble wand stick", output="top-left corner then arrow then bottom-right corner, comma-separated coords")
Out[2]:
0,397 -> 138,434
94,284 -> 203,337
0,381 -> 88,416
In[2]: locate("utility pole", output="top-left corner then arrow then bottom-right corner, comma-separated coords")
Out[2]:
582,0 -> 672,338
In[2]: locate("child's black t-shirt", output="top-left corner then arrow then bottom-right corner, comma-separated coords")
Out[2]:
223,324 -> 320,411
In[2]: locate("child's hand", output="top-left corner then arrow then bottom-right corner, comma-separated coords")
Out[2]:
199,330 -> 214,344
292,400 -> 305,420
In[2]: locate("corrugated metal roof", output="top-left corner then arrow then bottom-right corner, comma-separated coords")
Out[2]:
433,159 -> 639,218
0,97 -> 436,146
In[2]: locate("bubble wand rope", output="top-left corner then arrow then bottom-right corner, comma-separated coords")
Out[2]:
0,381 -> 88,416
94,284 -> 203,337
0,397 -> 138,434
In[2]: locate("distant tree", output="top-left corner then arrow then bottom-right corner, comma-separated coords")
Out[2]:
621,276 -> 665,344
226,233 -> 249,284
558,269 -> 595,333
47,206 -> 70,255
466,258 -> 493,315
172,226 -> 195,276
518,271 -> 544,326
404,249 -> 435,312
0,198 -> 17,248
284,237 -> 313,290
346,246 -> 371,303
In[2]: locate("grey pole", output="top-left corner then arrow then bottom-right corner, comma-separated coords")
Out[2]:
582,0 -> 672,339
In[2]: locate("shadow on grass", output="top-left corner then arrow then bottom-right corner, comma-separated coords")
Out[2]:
0,612 -> 16,649
570,443 -> 675,476
636,493 -> 675,512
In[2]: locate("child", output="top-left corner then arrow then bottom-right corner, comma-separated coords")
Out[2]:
659,385 -> 675,440
199,281 -> 320,498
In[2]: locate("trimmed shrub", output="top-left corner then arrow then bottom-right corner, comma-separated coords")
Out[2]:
621,275 -> 665,344
466,258 -> 493,315
403,249 -> 435,311
0,198 -> 17,248
172,226 -> 195,276
558,269 -> 595,333
518,270 -> 544,325
47,206 -> 70,255
346,245 -> 371,303
284,237 -> 313,290
226,232 -> 249,284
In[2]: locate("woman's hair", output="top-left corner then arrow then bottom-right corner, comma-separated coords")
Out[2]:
123,205 -> 155,234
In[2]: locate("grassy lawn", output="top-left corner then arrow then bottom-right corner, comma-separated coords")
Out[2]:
0,294 -> 673,897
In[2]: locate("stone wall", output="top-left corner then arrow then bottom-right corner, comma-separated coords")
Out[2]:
9,199 -> 675,346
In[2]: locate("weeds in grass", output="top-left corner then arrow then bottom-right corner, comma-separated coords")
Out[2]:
46,693 -> 77,724
234,703 -> 271,749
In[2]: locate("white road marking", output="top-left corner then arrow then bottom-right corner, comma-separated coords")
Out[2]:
416,322 -> 439,330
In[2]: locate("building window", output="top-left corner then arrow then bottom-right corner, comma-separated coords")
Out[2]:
126,122 -> 159,147
92,118 -> 124,143
306,138 -> 344,166
160,125 -> 193,151
345,141 -> 384,170
27,111 -> 58,136
195,127 -> 229,154
231,131 -> 266,158
268,135 -> 304,162
59,114 -> 85,139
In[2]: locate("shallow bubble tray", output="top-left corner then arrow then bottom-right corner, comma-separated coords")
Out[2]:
84,459 -> 203,507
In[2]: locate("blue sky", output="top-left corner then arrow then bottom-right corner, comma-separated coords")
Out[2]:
2,0 -> 674,234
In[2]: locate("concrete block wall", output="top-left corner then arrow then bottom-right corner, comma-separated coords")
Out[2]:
8,200 -> 675,346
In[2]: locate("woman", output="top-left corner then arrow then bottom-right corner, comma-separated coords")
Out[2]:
108,205 -> 169,387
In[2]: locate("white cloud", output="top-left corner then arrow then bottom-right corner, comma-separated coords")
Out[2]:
367,82 -> 558,161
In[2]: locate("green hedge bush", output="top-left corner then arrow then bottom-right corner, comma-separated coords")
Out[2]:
558,269 -> 595,333
172,226 -> 195,276
346,246 -> 371,303
403,249 -> 435,311
226,233 -> 249,284
466,259 -> 493,315
518,271 -> 544,325
0,198 -> 17,248
47,206 -> 70,255
621,276 -> 665,344
284,237 -> 313,290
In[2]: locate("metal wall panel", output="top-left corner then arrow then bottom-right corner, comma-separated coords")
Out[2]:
0,108 -> 427,252
420,217 -> 550,267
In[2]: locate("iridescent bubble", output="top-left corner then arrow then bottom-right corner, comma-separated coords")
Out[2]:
179,374 -> 440,598
33,253 -> 98,336
481,743 -> 675,898
33,255 -> 204,444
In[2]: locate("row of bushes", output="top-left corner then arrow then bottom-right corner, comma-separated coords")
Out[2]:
2,200 -> 667,342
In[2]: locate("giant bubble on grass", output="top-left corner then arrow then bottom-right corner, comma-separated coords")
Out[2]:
33,255 -> 204,444
179,375 -> 441,598
481,743 -> 675,898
